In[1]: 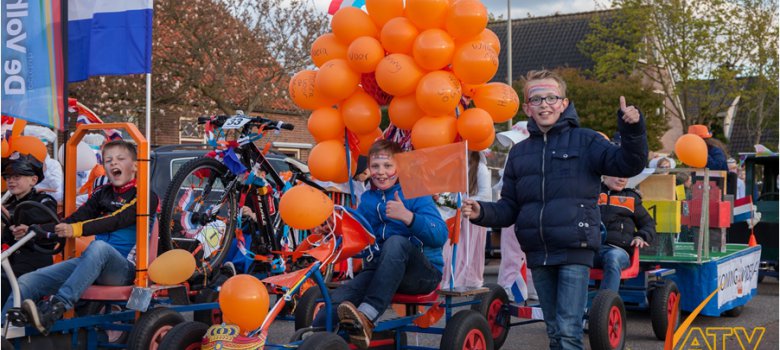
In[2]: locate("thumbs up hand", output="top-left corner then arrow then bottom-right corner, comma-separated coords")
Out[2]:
619,96 -> 640,124
386,191 -> 414,226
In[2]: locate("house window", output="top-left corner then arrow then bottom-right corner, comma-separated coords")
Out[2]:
180,117 -> 205,143
276,148 -> 301,159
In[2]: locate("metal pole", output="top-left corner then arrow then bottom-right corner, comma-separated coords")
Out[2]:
506,0 -> 513,130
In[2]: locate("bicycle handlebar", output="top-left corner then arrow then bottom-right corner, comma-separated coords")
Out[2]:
197,115 -> 295,131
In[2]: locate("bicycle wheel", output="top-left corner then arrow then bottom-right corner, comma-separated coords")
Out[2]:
159,157 -> 238,271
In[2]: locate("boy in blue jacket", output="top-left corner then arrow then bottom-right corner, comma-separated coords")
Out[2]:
312,139 -> 447,349
463,70 -> 648,350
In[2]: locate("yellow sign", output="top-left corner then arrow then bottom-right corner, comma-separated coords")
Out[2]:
644,200 -> 681,233
678,327 -> 765,350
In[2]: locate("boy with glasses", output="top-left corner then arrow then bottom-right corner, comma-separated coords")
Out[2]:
462,70 -> 648,349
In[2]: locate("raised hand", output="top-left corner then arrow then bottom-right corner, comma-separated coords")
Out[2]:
461,198 -> 481,220
386,191 -> 414,225
619,96 -> 640,124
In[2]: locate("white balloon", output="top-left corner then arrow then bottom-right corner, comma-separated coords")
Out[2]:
58,142 -> 98,172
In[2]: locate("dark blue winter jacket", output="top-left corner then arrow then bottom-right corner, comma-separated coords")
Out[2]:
472,103 -> 648,268
357,183 -> 448,272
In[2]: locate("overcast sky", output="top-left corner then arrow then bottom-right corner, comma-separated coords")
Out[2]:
307,0 -> 605,18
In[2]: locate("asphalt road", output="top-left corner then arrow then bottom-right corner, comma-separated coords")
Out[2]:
261,273 -> 779,349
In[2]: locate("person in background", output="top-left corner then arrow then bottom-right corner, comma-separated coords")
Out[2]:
441,151 -> 492,288
737,168 -> 746,199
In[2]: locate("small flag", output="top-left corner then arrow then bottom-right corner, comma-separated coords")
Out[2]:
754,144 -> 775,157
733,196 -> 753,223
394,142 -> 467,199
511,259 -> 529,303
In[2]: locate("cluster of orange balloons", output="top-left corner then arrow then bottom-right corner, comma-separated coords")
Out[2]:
289,0 -> 520,182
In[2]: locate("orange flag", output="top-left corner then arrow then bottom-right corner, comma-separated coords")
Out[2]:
394,142 -> 467,199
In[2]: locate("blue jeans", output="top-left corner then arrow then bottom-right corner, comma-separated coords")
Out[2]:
593,245 -> 630,292
4,240 -> 135,312
532,264 -> 590,350
313,235 -> 442,327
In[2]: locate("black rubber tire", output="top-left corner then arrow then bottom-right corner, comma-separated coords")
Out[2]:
372,330 -> 407,350
722,305 -> 744,317
193,288 -> 222,325
126,307 -> 185,350
650,281 -> 680,340
588,290 -> 626,350
158,321 -> 209,350
297,332 -> 349,350
440,310 -> 494,350
471,283 -> 510,349
76,301 -> 130,344
295,287 -> 324,330
158,157 -> 237,270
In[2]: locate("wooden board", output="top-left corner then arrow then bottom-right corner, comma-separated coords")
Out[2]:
638,175 -> 677,201
643,200 -> 681,233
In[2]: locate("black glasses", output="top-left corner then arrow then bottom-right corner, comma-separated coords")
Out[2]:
527,95 -> 564,106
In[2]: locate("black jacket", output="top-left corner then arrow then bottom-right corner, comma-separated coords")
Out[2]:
2,190 -> 59,266
599,184 -> 655,250
473,102 -> 648,268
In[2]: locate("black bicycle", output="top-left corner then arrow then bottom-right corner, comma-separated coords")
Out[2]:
158,114 -> 324,274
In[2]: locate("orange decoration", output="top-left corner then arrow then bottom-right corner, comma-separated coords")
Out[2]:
411,116 -> 458,149
9,135 -> 47,162
406,0 -> 451,30
456,108 -> 494,142
461,83 -> 483,97
451,40 -> 499,84
341,90 -> 382,135
380,17 -> 420,55
279,184 -> 335,230
308,108 -> 345,143
366,0 -> 404,28
356,128 -> 383,156
416,71 -> 462,116
316,59 -> 360,100
289,70 -> 338,110
219,275 -> 270,332
412,29 -> 455,71
311,33 -> 348,67
472,82 -> 520,123
675,134 -> 708,168
347,37 -> 385,73
468,132 -> 495,151
388,94 -> 426,130
309,140 -> 356,183
375,54 -> 425,96
331,7 -> 378,45
1,138 -> 9,158
458,29 -> 500,55
445,0 -> 488,39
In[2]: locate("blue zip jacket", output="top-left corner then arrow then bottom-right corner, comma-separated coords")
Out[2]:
357,183 -> 448,272
473,102 -> 648,268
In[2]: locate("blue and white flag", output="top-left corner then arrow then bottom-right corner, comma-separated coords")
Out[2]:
67,0 -> 153,82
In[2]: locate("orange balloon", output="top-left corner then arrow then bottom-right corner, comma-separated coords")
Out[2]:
380,17 -> 420,55
280,184 -> 335,230
411,116 -> 458,149
289,70 -> 338,110
406,0 -> 451,30
356,128 -> 383,156
347,37 -> 385,73
311,33 -> 348,67
457,108 -> 494,142
472,83 -> 520,123
332,7 -> 378,45
675,134 -> 708,168
308,108 -> 345,143
445,0 -> 488,39
412,29 -> 455,71
416,71 -> 462,116
375,54 -> 425,96
452,40 -> 499,84
9,135 -> 47,162
1,138 -> 9,157
458,29 -> 500,55
148,249 -> 197,285
389,94 -> 426,130
219,275 -> 270,332
468,132 -> 495,151
366,0 -> 404,28
341,90 -> 381,135
309,140 -> 356,182
316,59 -> 360,100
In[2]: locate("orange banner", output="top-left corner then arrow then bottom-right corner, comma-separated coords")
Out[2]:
394,142 -> 467,199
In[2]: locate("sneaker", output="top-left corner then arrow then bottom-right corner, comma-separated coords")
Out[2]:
22,297 -> 66,335
337,302 -> 374,350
